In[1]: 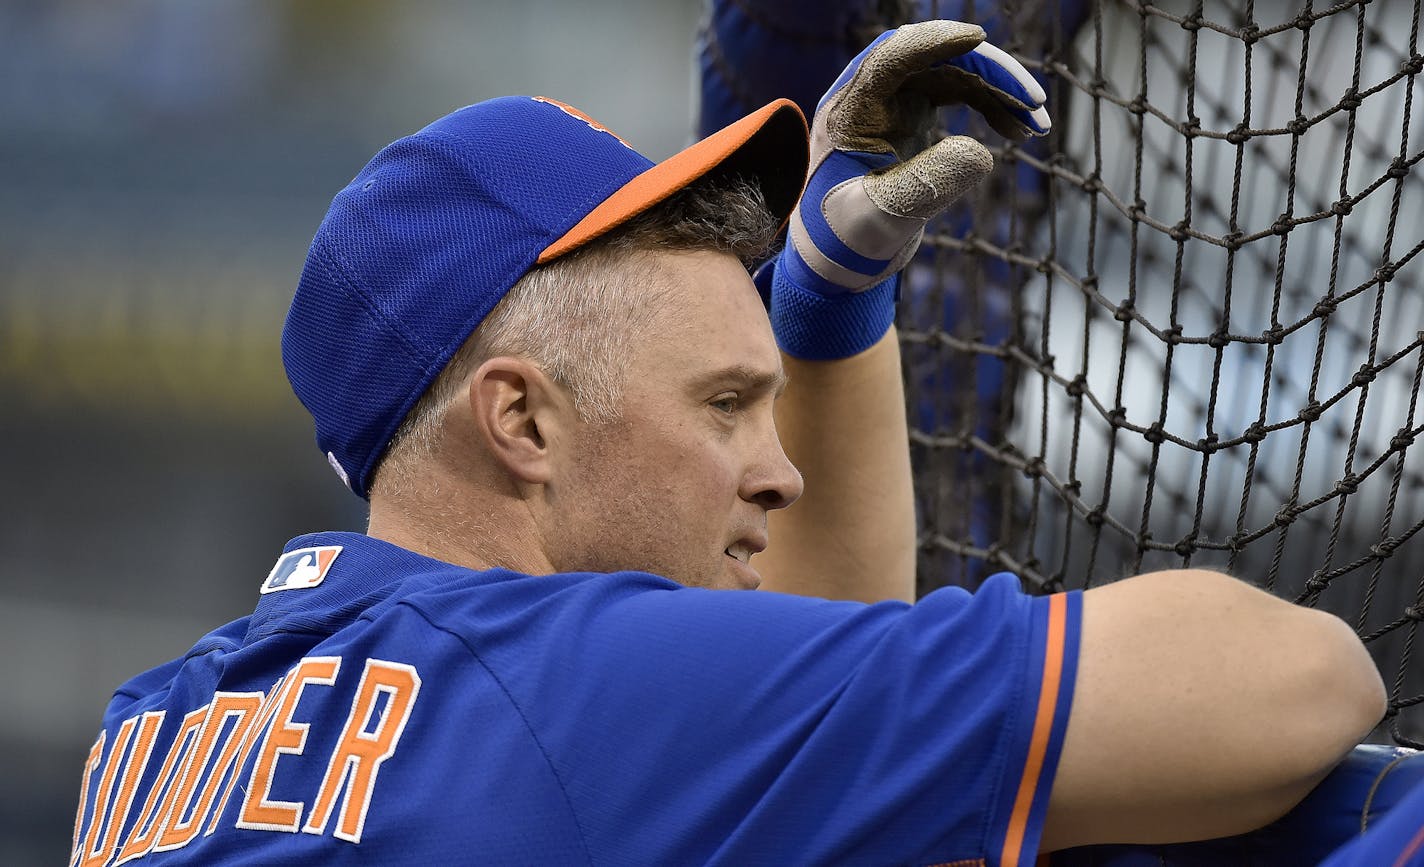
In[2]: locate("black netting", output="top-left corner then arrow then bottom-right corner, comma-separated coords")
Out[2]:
906,0 -> 1424,747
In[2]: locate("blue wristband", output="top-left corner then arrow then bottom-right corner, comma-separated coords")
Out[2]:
768,255 -> 898,360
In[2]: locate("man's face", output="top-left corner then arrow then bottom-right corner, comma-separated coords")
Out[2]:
544,249 -> 803,589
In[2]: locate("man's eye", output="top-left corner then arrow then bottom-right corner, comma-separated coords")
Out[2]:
711,395 -> 739,414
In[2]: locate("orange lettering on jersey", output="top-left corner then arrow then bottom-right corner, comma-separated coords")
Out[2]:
153,691 -> 264,853
70,730 -> 105,866
113,706 -> 207,866
237,657 -> 341,832
81,711 -> 163,867
303,660 -> 422,843
77,716 -> 136,865
205,674 -> 288,836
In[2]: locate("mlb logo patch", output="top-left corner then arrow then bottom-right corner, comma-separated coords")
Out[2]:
261,546 -> 342,594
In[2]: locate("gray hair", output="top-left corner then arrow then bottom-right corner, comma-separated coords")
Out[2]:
371,174 -> 781,495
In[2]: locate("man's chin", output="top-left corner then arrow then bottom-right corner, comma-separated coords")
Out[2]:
588,557 -> 760,591
722,555 -> 763,590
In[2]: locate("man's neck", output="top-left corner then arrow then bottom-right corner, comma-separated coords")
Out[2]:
367,490 -> 554,577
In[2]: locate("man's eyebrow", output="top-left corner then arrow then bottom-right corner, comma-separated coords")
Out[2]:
689,364 -> 790,397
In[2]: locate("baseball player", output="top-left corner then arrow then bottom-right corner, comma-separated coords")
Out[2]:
71,21 -> 1391,865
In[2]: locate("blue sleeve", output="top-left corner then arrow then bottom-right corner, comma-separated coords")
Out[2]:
1320,774 -> 1424,866
473,571 -> 1080,866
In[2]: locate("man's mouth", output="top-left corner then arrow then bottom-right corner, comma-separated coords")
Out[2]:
722,540 -> 764,590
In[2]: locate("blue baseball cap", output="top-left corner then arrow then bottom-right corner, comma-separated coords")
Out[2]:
281,95 -> 808,498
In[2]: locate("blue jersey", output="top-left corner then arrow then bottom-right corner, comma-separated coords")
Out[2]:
71,531 -> 1081,866
1320,771 -> 1424,867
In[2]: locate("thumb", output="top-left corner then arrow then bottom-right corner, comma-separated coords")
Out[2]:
863,135 -> 993,220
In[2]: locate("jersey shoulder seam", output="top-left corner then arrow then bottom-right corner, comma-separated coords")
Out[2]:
390,597 -> 597,866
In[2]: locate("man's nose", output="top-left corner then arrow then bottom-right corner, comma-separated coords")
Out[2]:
743,429 -> 804,510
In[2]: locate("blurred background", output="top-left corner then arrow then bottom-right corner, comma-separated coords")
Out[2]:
0,1 -> 704,861
12,0 -> 1424,862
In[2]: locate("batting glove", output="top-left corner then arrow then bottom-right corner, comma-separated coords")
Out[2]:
767,20 -> 1050,361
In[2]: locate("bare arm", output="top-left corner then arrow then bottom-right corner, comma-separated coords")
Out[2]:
756,328 -> 916,603
1041,569 -> 1387,850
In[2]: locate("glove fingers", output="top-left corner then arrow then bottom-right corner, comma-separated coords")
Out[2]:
837,21 -> 987,108
863,135 -> 993,219
875,38 -> 1049,140
947,43 -> 1051,137
948,43 -> 1046,110
823,21 -> 986,153
951,43 -> 1051,137
905,65 -> 1048,140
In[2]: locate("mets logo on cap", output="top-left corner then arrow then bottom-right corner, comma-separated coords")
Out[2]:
261,546 -> 342,594
531,96 -> 635,150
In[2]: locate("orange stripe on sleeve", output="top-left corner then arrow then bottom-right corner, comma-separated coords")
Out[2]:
999,594 -> 1068,867
1394,821 -> 1424,867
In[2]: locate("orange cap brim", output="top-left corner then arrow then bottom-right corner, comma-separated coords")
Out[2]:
537,98 -> 809,265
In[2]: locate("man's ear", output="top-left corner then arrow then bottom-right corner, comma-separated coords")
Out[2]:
467,357 -> 571,484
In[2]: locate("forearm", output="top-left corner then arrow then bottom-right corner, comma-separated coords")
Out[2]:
1043,570 -> 1386,850
758,327 -> 916,602
1049,746 -> 1424,865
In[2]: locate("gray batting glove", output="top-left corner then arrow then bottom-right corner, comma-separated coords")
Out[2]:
768,20 -> 1050,360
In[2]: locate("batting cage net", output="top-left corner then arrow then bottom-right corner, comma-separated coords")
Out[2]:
889,0 -> 1424,746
